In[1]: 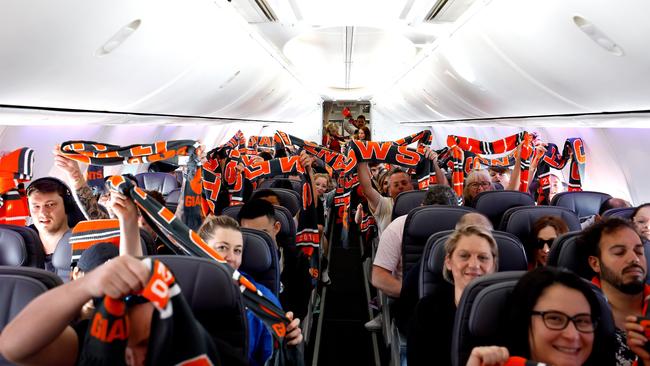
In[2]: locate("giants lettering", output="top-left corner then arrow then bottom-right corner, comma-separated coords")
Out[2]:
572,139 -> 586,164
185,195 -> 202,207
90,313 -> 129,342
87,171 -> 104,180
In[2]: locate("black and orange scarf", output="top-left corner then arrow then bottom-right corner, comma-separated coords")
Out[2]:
534,138 -> 586,204
0,147 -> 34,226
69,219 -> 121,267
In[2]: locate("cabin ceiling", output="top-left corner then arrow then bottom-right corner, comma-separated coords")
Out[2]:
1,0 -> 650,126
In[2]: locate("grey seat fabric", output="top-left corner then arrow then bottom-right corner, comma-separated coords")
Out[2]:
51,230 -> 73,282
419,231 -> 528,298
241,228 -> 281,296
603,207 -> 635,219
0,225 -> 45,268
251,188 -> 301,217
499,205 -> 581,243
223,204 -> 296,250
402,205 -> 474,277
259,178 -> 303,194
450,272 -> 616,366
0,267 -> 62,366
474,190 -> 535,228
551,191 -> 612,219
392,190 -> 427,221
0,228 -> 27,266
165,187 -> 181,213
150,255 -> 248,365
135,172 -> 180,197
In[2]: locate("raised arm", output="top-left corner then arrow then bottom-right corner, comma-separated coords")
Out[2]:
358,162 -> 382,213
507,145 -> 522,191
108,191 -> 143,256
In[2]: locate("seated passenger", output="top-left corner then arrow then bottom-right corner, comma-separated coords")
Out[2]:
632,203 -> 650,241
463,170 -> 494,207
528,216 -> 569,269
252,188 -> 281,207
488,166 -> 512,190
26,178 -> 72,272
71,242 -> 119,320
548,173 -> 567,202
467,266 -> 615,366
407,225 -> 498,366
581,197 -> 632,229
197,215 -> 302,366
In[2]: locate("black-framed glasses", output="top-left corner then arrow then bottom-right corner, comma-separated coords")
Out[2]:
531,310 -> 597,333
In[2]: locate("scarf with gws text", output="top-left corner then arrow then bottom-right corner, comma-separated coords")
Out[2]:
106,176 -> 291,342
59,140 -> 205,231
446,132 -> 534,199
0,147 -> 34,226
534,138 -> 586,204
78,258 -> 221,366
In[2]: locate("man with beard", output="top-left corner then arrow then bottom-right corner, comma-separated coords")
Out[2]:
578,217 -> 649,366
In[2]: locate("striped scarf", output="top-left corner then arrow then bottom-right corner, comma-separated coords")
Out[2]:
106,176 -> 291,341
69,219 -> 120,267
0,147 -> 34,226
535,138 -> 586,204
446,132 -> 534,199
85,165 -> 105,195
59,140 -> 205,231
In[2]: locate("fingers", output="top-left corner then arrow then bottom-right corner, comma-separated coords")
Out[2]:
285,312 -> 303,346
467,346 -> 509,366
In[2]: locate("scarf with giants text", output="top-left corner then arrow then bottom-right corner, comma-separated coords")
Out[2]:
534,138 -> 586,204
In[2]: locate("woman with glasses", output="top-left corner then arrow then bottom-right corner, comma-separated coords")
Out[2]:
632,203 -> 650,241
466,267 -> 616,366
463,170 -> 494,207
527,216 -> 569,270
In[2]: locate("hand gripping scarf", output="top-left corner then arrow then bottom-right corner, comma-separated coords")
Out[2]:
78,258 -> 221,366
69,219 -> 121,267
534,138 -> 586,204
0,147 -> 34,226
106,176 -> 291,341
446,132 -> 534,199
59,140 -> 205,231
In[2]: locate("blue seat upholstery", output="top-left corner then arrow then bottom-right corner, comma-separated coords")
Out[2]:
419,231 -> 528,298
392,190 -> 427,221
259,178 -> 303,194
135,172 -> 180,197
150,255 -> 248,365
551,191 -> 612,219
499,205 -> 581,243
474,190 -> 535,228
602,207 -> 635,219
0,225 -> 45,268
241,228 -> 281,296
450,272 -> 615,366
165,187 -> 181,212
0,228 -> 27,266
223,204 -> 295,250
402,206 -> 474,277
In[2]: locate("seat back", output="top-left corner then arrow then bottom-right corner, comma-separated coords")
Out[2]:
150,255 -> 248,365
603,207 -> 635,219
500,206 -> 581,243
402,205 -> 474,276
223,204 -> 295,250
241,228 -> 281,296
392,190 -> 427,221
51,230 -> 73,281
451,273 -> 616,366
259,178 -> 303,193
474,190 -> 535,228
551,191 -> 612,219
0,267 -> 62,365
0,225 -> 45,268
165,187 -> 181,213
135,172 -> 180,197
251,188 -> 301,217
419,231 -> 528,298
0,228 -> 27,266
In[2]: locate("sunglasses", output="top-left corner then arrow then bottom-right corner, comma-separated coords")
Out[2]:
536,238 -> 555,248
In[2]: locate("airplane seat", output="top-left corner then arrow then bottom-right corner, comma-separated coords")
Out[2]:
474,190 -> 535,228
134,172 -> 180,198
0,266 -> 63,365
150,255 -> 248,365
0,225 -> 44,267
402,205 -> 474,277
450,272 -> 615,366
251,188 -> 301,217
419,231 -> 528,298
164,187 -> 181,213
602,207 -> 635,219
391,190 -> 427,221
223,205 -> 296,250
51,230 -> 73,282
240,228 -> 281,296
551,191 -> 612,220
449,272 -> 525,366
259,178 -> 303,194
499,206 -> 581,243
0,228 -> 28,266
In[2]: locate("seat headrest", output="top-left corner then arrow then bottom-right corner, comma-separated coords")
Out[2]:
0,225 -> 45,268
260,178 -> 303,193
51,231 -> 73,282
251,188 -> 301,217
474,190 -> 535,228
241,228 -> 280,296
135,172 -> 180,196
223,204 -> 295,249
602,207 -> 635,219
405,206 -> 474,240
150,255 -> 248,363
500,206 -> 581,242
551,191 -> 612,219
420,231 -> 528,298
165,187 -> 181,212
392,190 -> 427,220
0,266 -> 63,289
0,228 -> 27,266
